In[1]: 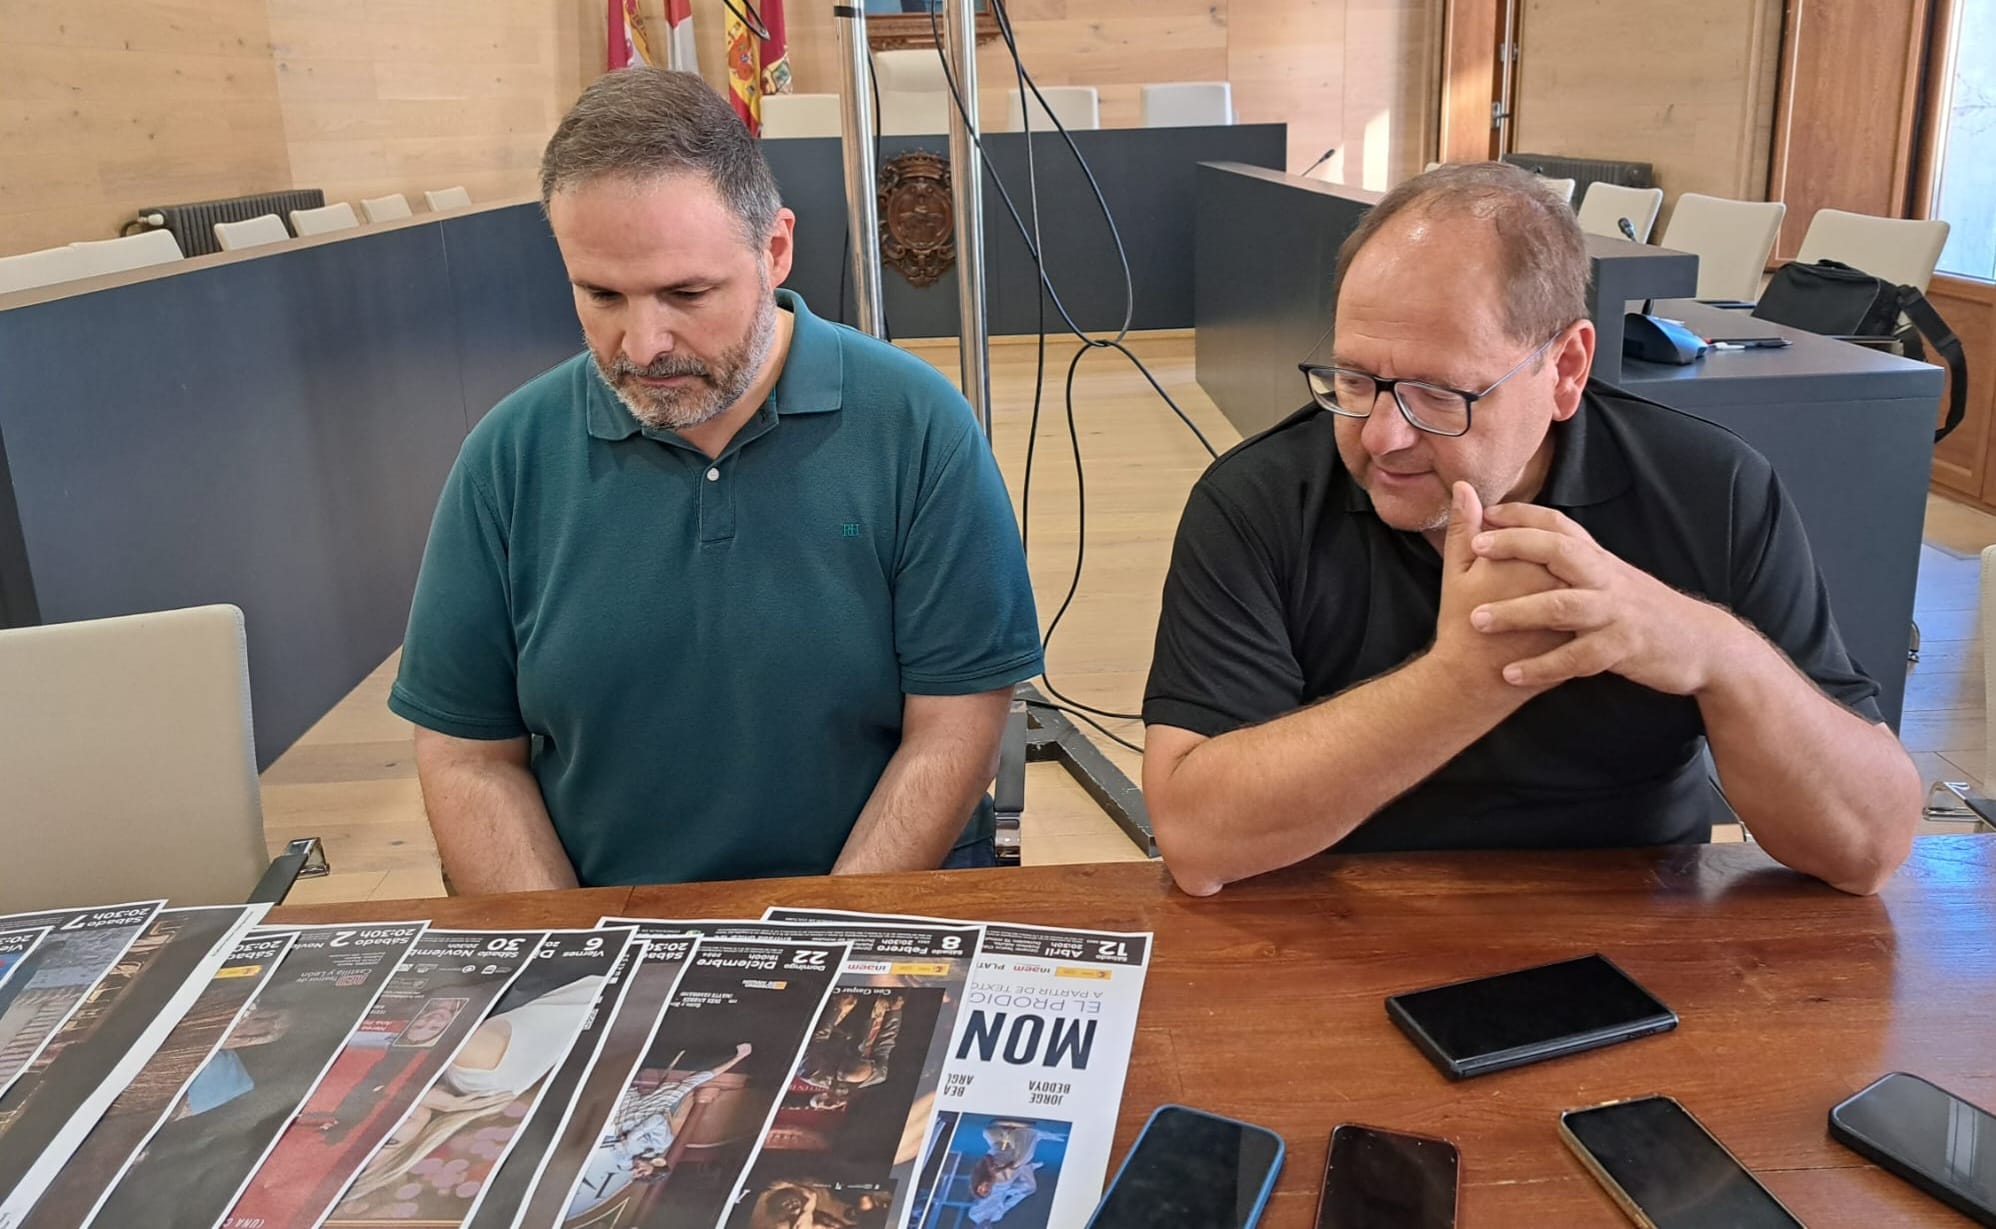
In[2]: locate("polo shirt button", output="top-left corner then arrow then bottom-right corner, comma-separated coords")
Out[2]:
706,467 -> 720,482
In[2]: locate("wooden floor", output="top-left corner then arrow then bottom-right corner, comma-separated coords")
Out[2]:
262,332 -> 1994,903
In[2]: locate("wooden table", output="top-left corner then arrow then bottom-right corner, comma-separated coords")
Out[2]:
274,836 -> 1996,1227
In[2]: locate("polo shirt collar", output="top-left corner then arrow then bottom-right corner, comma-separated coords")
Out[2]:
584,288 -> 843,442
1336,382 -> 1633,512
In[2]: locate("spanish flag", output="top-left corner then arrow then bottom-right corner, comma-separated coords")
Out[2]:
726,0 -> 789,134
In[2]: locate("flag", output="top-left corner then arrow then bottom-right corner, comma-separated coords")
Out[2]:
760,0 -> 791,98
724,2 -> 763,132
664,0 -> 697,73
607,0 -> 655,71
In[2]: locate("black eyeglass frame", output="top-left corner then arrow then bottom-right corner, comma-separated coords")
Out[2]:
1296,333 -> 1561,438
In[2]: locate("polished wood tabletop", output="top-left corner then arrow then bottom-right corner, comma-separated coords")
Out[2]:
273,836 -> 1996,1227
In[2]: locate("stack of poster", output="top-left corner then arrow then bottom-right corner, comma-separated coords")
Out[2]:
0,899 -> 1152,1229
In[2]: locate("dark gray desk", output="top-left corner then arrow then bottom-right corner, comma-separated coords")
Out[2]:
1192,162 -> 1940,727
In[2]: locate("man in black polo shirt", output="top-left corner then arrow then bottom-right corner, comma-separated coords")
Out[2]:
1142,163 -> 1921,897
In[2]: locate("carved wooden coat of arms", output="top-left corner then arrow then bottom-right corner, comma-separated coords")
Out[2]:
878,151 -> 955,288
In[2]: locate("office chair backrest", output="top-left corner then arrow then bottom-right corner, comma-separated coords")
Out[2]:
0,606 -> 268,910
361,193 -> 414,223
878,90 -> 951,136
0,246 -> 93,295
1537,176 -> 1576,205
1007,86 -> 1101,132
1794,208 -> 1951,293
67,230 -> 185,276
1141,82 -> 1233,128
424,186 -> 473,212
290,201 -> 361,236
1576,183 -> 1665,243
213,214 -> 292,252
760,93 -> 844,139
1658,194 -> 1787,301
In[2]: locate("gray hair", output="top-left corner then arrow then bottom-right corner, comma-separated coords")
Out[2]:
1332,161 -> 1588,346
539,68 -> 782,247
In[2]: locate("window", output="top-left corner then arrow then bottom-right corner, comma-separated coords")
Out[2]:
1930,0 -> 1996,280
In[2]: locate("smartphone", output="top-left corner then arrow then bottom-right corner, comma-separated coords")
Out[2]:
1560,1095 -> 1802,1228
1315,1124 -> 1458,1229
1829,1071 -> 1996,1225
1086,1104 -> 1285,1229
1385,954 -> 1677,1079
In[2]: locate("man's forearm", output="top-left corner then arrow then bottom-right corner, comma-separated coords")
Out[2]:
418,754 -> 579,895
1149,653 -> 1526,895
1697,615 -> 1920,894
835,732 -> 1000,875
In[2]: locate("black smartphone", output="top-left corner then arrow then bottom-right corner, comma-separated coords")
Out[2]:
1086,1104 -> 1285,1229
1385,954 -> 1676,1079
1560,1095 -> 1802,1228
1829,1071 -> 1996,1225
1315,1124 -> 1458,1229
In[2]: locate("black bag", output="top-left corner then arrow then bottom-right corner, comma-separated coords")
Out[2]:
1753,258 -> 1968,442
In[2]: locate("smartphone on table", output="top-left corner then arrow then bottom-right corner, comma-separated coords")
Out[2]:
1386,953 -> 1678,1079
1560,1094 -> 1802,1227
1830,1071 -> 1996,1225
1314,1123 -> 1458,1228
1085,1104 -> 1285,1229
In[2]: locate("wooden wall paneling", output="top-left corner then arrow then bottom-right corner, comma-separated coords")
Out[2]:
1767,0 -> 1931,259
1439,0 -> 1501,164
269,0 -> 567,211
1229,0 -> 1347,179
0,0 -> 293,255
1511,0 -> 1783,211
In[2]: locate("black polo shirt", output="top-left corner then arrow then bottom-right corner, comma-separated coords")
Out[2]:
1143,382 -> 1882,852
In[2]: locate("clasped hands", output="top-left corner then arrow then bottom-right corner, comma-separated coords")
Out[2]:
1437,481 -> 1732,698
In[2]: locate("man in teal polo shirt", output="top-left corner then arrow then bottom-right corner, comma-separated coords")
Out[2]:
388,69 -> 1042,890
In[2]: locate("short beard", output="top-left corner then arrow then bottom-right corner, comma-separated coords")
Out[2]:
595,288 -> 778,432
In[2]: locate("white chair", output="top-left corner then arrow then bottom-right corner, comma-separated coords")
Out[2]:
1657,194 -> 1787,301
424,186 -> 473,212
1140,82 -> 1233,127
0,606 -> 272,910
1006,86 -> 1101,132
1794,208 -> 1951,292
290,202 -> 361,236
0,246 -> 92,295
1537,176 -> 1576,205
1577,183 -> 1665,243
67,230 -> 185,276
213,214 -> 291,252
761,93 -> 844,139
879,91 -> 951,136
360,193 -> 414,223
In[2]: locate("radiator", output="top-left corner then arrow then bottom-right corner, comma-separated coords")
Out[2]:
129,190 -> 327,257
1501,154 -> 1653,211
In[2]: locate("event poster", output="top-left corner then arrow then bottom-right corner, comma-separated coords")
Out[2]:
15,929 -> 298,1229
85,921 -> 428,1229
550,935 -> 849,1229
0,906 -> 264,1227
610,918 -> 982,1229
0,931 -> 50,999
499,935 -> 700,1229
221,929 -> 546,1229
459,935 -> 651,1229
0,902 -> 166,1101
765,910 -> 1152,1229
325,927 -> 637,1229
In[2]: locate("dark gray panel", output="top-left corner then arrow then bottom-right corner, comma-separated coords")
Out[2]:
440,206 -> 584,426
763,124 -> 1288,337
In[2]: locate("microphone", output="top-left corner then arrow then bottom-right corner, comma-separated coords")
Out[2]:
1297,146 -> 1337,178
1617,217 -> 1638,242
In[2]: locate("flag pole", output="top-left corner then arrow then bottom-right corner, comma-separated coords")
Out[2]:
942,0 -> 990,440
833,3 -> 885,339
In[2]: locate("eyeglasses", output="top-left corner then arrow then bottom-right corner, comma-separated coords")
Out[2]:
1296,334 -> 1560,438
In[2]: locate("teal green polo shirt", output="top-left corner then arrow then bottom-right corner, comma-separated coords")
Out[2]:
389,290 -> 1042,885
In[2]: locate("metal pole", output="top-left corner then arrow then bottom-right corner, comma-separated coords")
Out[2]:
942,0 -> 991,437
834,3 -> 884,338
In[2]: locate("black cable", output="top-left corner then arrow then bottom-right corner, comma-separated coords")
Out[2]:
927,0 -> 1219,732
